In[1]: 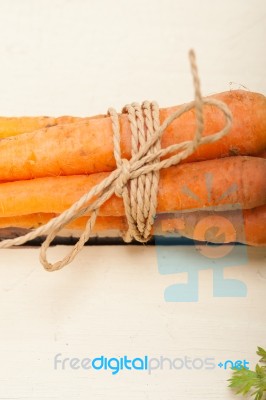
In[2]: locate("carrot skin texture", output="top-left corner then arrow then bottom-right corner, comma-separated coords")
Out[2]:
0,156 -> 265,218
0,116 -> 83,139
0,90 -> 265,182
160,205 -> 266,246
256,150 -> 266,158
0,214 -> 128,232
0,205 -> 265,246
0,114 -> 107,139
242,205 -> 266,246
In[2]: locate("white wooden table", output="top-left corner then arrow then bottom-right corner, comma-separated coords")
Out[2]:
0,1 -> 265,398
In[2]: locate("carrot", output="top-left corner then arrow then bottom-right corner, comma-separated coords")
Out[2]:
256,150 -> 266,158
0,114 -> 109,139
0,156 -> 265,218
241,205 -> 266,246
0,205 -> 265,246
0,213 -> 127,232
0,116 -> 81,139
0,90 -> 265,182
160,205 -> 266,247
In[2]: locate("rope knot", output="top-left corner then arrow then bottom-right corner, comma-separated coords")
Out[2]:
114,158 -> 131,197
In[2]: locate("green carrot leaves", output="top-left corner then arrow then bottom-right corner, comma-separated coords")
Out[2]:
228,347 -> 266,400
257,347 -> 266,364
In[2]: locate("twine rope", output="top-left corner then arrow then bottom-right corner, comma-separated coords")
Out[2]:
0,50 -> 233,272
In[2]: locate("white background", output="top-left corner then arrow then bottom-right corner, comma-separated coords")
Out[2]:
0,0 -> 265,399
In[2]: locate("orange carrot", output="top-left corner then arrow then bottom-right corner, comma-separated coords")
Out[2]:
256,150 -> 266,158
0,205 -> 265,246
0,213 -> 127,232
0,156 -> 264,218
0,114 -> 108,139
160,205 -> 266,247
0,90 -> 265,182
0,116 -> 81,139
241,205 -> 266,246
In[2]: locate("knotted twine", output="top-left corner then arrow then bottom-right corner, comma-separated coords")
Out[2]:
0,50 -> 233,272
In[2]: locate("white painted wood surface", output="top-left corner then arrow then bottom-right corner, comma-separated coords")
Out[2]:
0,1 -> 265,398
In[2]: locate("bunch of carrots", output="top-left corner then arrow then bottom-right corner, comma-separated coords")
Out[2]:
0,89 -> 265,246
